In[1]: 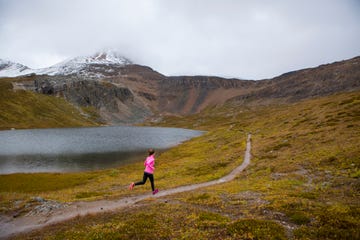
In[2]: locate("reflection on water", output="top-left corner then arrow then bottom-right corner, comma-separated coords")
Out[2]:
0,126 -> 203,174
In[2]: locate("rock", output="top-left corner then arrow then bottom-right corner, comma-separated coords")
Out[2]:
32,196 -> 45,203
25,199 -> 68,217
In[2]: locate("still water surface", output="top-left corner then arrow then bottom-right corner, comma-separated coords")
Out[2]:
0,126 -> 203,174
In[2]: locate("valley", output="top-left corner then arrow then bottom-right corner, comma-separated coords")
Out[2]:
1,90 -> 358,239
0,53 -> 359,239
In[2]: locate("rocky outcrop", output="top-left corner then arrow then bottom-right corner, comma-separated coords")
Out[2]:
22,74 -> 153,124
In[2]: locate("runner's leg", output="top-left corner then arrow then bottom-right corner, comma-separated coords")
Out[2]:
135,172 -> 148,186
149,174 -> 155,191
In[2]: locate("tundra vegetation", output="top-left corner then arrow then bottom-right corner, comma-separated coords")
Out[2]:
0,78 -> 359,239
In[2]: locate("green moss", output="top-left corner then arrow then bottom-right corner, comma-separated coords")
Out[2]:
227,219 -> 287,239
350,169 -> 360,178
294,204 -> 360,239
198,212 -> 229,223
294,225 -> 360,240
272,142 -> 292,151
288,212 -> 311,225
296,191 -> 318,200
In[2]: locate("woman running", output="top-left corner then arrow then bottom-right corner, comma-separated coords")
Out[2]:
129,148 -> 159,195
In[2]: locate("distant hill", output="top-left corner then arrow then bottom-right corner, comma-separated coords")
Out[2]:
229,56 -> 360,104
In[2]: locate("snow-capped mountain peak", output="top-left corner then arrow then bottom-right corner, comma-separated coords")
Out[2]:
36,50 -> 133,77
0,59 -> 32,77
54,50 -> 132,66
0,50 -> 133,78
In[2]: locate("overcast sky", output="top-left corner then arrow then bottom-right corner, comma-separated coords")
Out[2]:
0,0 -> 359,79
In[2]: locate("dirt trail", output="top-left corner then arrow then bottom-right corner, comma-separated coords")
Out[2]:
0,134 -> 251,239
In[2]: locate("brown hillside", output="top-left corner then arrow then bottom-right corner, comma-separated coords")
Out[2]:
230,56 -> 360,104
5,56 -> 360,124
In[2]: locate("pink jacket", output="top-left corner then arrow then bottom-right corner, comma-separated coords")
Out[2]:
144,154 -> 155,174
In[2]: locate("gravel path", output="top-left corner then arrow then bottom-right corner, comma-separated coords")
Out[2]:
0,134 -> 251,239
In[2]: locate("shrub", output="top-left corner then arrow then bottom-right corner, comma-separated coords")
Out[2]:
289,212 -> 311,225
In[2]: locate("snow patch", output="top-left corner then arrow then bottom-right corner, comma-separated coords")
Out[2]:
0,59 -> 33,77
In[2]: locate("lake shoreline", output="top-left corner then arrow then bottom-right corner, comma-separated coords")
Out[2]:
0,125 -> 204,174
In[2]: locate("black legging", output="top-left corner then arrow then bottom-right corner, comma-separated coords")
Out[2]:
135,172 -> 155,191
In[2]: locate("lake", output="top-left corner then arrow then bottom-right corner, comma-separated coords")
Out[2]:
0,126 -> 203,174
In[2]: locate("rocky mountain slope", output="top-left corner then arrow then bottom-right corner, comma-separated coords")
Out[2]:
1,52 -> 359,124
158,76 -> 255,114
230,56 -> 360,104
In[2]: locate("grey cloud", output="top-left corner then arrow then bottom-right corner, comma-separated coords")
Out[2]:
0,0 -> 359,79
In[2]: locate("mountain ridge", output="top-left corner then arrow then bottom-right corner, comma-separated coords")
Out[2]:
229,56 -> 360,104
1,54 -> 359,124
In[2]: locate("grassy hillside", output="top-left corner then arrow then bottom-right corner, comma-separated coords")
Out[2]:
0,78 -> 100,130
3,90 -> 360,239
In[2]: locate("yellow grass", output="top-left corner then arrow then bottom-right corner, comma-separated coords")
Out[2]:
0,78 -> 100,130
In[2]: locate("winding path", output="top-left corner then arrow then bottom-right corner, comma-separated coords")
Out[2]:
0,134 -> 251,239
